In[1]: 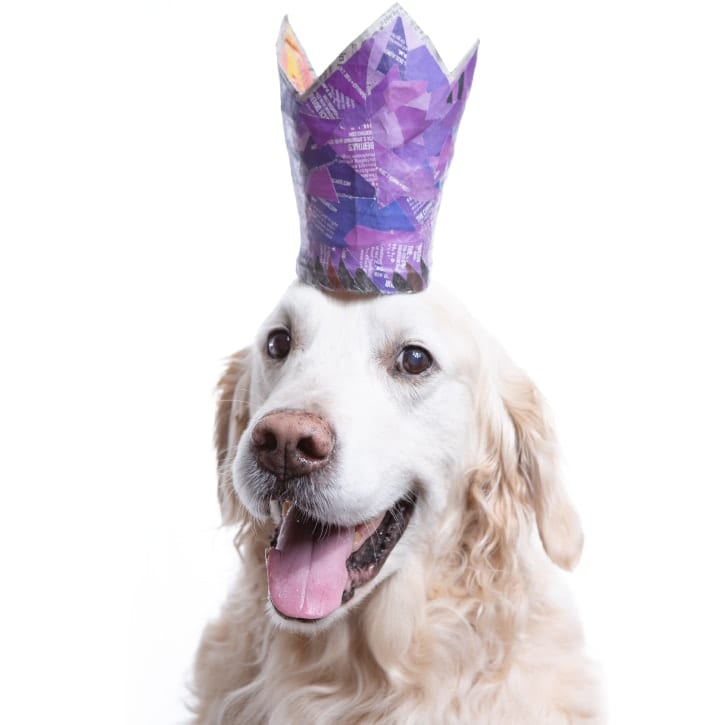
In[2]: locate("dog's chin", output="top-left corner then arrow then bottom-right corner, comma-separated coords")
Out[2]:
257,494 -> 416,629
264,578 -> 379,634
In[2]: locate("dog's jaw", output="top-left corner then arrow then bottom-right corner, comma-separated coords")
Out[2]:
262,493 -> 417,626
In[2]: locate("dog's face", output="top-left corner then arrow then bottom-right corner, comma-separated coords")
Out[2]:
216,282 -> 583,632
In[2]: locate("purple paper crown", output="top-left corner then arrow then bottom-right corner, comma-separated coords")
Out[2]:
278,5 -> 478,294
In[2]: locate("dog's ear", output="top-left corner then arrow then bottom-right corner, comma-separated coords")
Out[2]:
496,365 -> 584,571
469,350 -> 583,573
214,349 -> 251,526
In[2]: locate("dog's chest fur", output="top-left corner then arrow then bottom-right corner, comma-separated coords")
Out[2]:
193,542 -> 602,724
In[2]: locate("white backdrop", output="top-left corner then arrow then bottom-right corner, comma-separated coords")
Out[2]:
1,1 -> 725,723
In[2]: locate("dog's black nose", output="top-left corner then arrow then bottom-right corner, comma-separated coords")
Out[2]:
251,411 -> 334,479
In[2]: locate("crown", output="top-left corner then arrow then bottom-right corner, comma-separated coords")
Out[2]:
278,5 -> 478,295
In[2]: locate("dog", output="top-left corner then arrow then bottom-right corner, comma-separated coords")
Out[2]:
191,281 -> 603,723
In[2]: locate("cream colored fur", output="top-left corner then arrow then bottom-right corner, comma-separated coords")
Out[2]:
192,282 -> 603,724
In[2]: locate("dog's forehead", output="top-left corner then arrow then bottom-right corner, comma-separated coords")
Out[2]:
270,282 -> 472,347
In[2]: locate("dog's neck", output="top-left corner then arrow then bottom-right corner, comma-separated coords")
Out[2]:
238,521 -> 531,689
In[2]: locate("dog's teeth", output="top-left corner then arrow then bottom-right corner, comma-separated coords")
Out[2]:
270,499 -> 282,524
282,500 -> 292,518
351,514 -> 385,553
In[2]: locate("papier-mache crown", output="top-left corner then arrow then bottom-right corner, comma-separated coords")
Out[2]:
278,4 -> 478,294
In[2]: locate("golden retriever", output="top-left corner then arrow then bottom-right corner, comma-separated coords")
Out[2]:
191,281 -> 603,723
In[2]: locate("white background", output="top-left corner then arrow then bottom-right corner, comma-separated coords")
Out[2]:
1,1 -> 725,723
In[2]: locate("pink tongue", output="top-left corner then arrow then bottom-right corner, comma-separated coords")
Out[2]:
266,506 -> 354,620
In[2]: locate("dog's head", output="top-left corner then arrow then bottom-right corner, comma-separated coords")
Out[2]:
215,282 -> 582,631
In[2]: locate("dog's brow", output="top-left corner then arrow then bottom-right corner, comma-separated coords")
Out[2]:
268,305 -> 294,331
382,326 -> 431,349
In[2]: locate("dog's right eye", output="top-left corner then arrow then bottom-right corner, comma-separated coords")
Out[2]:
267,329 -> 291,360
396,345 -> 434,375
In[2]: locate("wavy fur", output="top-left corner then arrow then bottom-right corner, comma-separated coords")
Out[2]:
191,284 -> 603,723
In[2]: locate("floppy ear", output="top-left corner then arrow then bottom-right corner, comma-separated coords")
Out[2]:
468,346 -> 583,575
214,348 -> 251,526
496,365 -> 584,571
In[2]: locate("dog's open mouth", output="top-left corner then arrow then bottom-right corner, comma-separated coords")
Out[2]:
265,495 -> 416,621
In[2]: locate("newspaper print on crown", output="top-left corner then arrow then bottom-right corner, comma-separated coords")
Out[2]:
278,4 -> 478,294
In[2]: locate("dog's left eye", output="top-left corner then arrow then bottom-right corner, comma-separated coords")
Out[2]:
267,329 -> 291,359
396,345 -> 434,375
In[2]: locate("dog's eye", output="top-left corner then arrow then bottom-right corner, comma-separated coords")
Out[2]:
267,329 -> 291,360
397,345 -> 433,375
